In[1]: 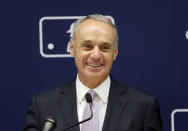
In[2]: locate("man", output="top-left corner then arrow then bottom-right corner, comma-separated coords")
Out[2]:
23,14 -> 162,131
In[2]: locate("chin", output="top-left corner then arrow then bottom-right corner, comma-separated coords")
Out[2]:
86,72 -> 107,80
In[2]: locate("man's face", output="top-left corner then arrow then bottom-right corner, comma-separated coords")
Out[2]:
70,19 -> 118,85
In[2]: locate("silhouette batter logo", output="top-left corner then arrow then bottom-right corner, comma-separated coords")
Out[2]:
39,16 -> 115,58
186,30 -> 188,40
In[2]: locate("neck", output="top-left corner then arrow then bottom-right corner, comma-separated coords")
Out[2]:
78,75 -> 107,89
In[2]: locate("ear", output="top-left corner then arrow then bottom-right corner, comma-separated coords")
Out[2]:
113,45 -> 118,61
69,38 -> 74,56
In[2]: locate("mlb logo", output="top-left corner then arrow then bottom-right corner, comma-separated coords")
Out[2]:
171,109 -> 188,131
39,16 -> 115,58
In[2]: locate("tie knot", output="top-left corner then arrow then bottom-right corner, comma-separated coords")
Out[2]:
88,90 -> 96,100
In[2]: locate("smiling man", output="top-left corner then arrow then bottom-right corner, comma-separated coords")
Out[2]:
23,14 -> 162,131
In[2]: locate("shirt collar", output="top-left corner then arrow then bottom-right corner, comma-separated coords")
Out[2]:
76,75 -> 110,104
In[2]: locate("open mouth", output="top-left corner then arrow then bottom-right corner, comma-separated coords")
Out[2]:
86,63 -> 103,67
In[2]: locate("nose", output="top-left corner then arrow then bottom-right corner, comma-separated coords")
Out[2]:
90,46 -> 101,61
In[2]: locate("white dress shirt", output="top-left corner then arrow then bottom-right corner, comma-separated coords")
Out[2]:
76,75 -> 111,131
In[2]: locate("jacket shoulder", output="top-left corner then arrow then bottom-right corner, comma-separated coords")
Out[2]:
33,79 -> 75,102
112,78 -> 156,103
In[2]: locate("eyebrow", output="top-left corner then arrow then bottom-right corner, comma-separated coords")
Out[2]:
101,42 -> 113,47
80,40 -> 113,47
80,40 -> 92,45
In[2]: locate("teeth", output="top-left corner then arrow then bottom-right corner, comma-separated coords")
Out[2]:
87,63 -> 102,67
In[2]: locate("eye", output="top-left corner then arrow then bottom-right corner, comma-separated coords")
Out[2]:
100,45 -> 111,51
102,46 -> 110,49
82,43 -> 93,50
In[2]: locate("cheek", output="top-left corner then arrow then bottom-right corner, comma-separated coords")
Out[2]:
75,52 -> 87,65
104,53 -> 114,61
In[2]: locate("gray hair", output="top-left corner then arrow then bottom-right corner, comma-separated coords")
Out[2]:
72,14 -> 118,46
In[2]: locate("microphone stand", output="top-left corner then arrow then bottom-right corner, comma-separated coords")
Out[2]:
62,93 -> 93,131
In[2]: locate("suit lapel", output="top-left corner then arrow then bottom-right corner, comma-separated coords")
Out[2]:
58,80 -> 80,131
56,77 -> 128,131
102,78 -> 128,131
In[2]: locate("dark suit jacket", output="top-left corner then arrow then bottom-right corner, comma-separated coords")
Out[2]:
23,77 -> 162,131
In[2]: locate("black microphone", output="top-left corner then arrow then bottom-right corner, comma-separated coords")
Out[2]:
61,93 -> 93,131
86,93 -> 92,103
42,116 -> 56,131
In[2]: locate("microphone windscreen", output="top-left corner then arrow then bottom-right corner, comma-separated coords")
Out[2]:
42,116 -> 56,131
85,93 -> 92,103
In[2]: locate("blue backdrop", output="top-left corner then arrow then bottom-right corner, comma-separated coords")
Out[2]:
1,0 -> 188,131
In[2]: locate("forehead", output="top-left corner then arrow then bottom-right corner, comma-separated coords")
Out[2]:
78,19 -> 114,32
74,19 -> 116,42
